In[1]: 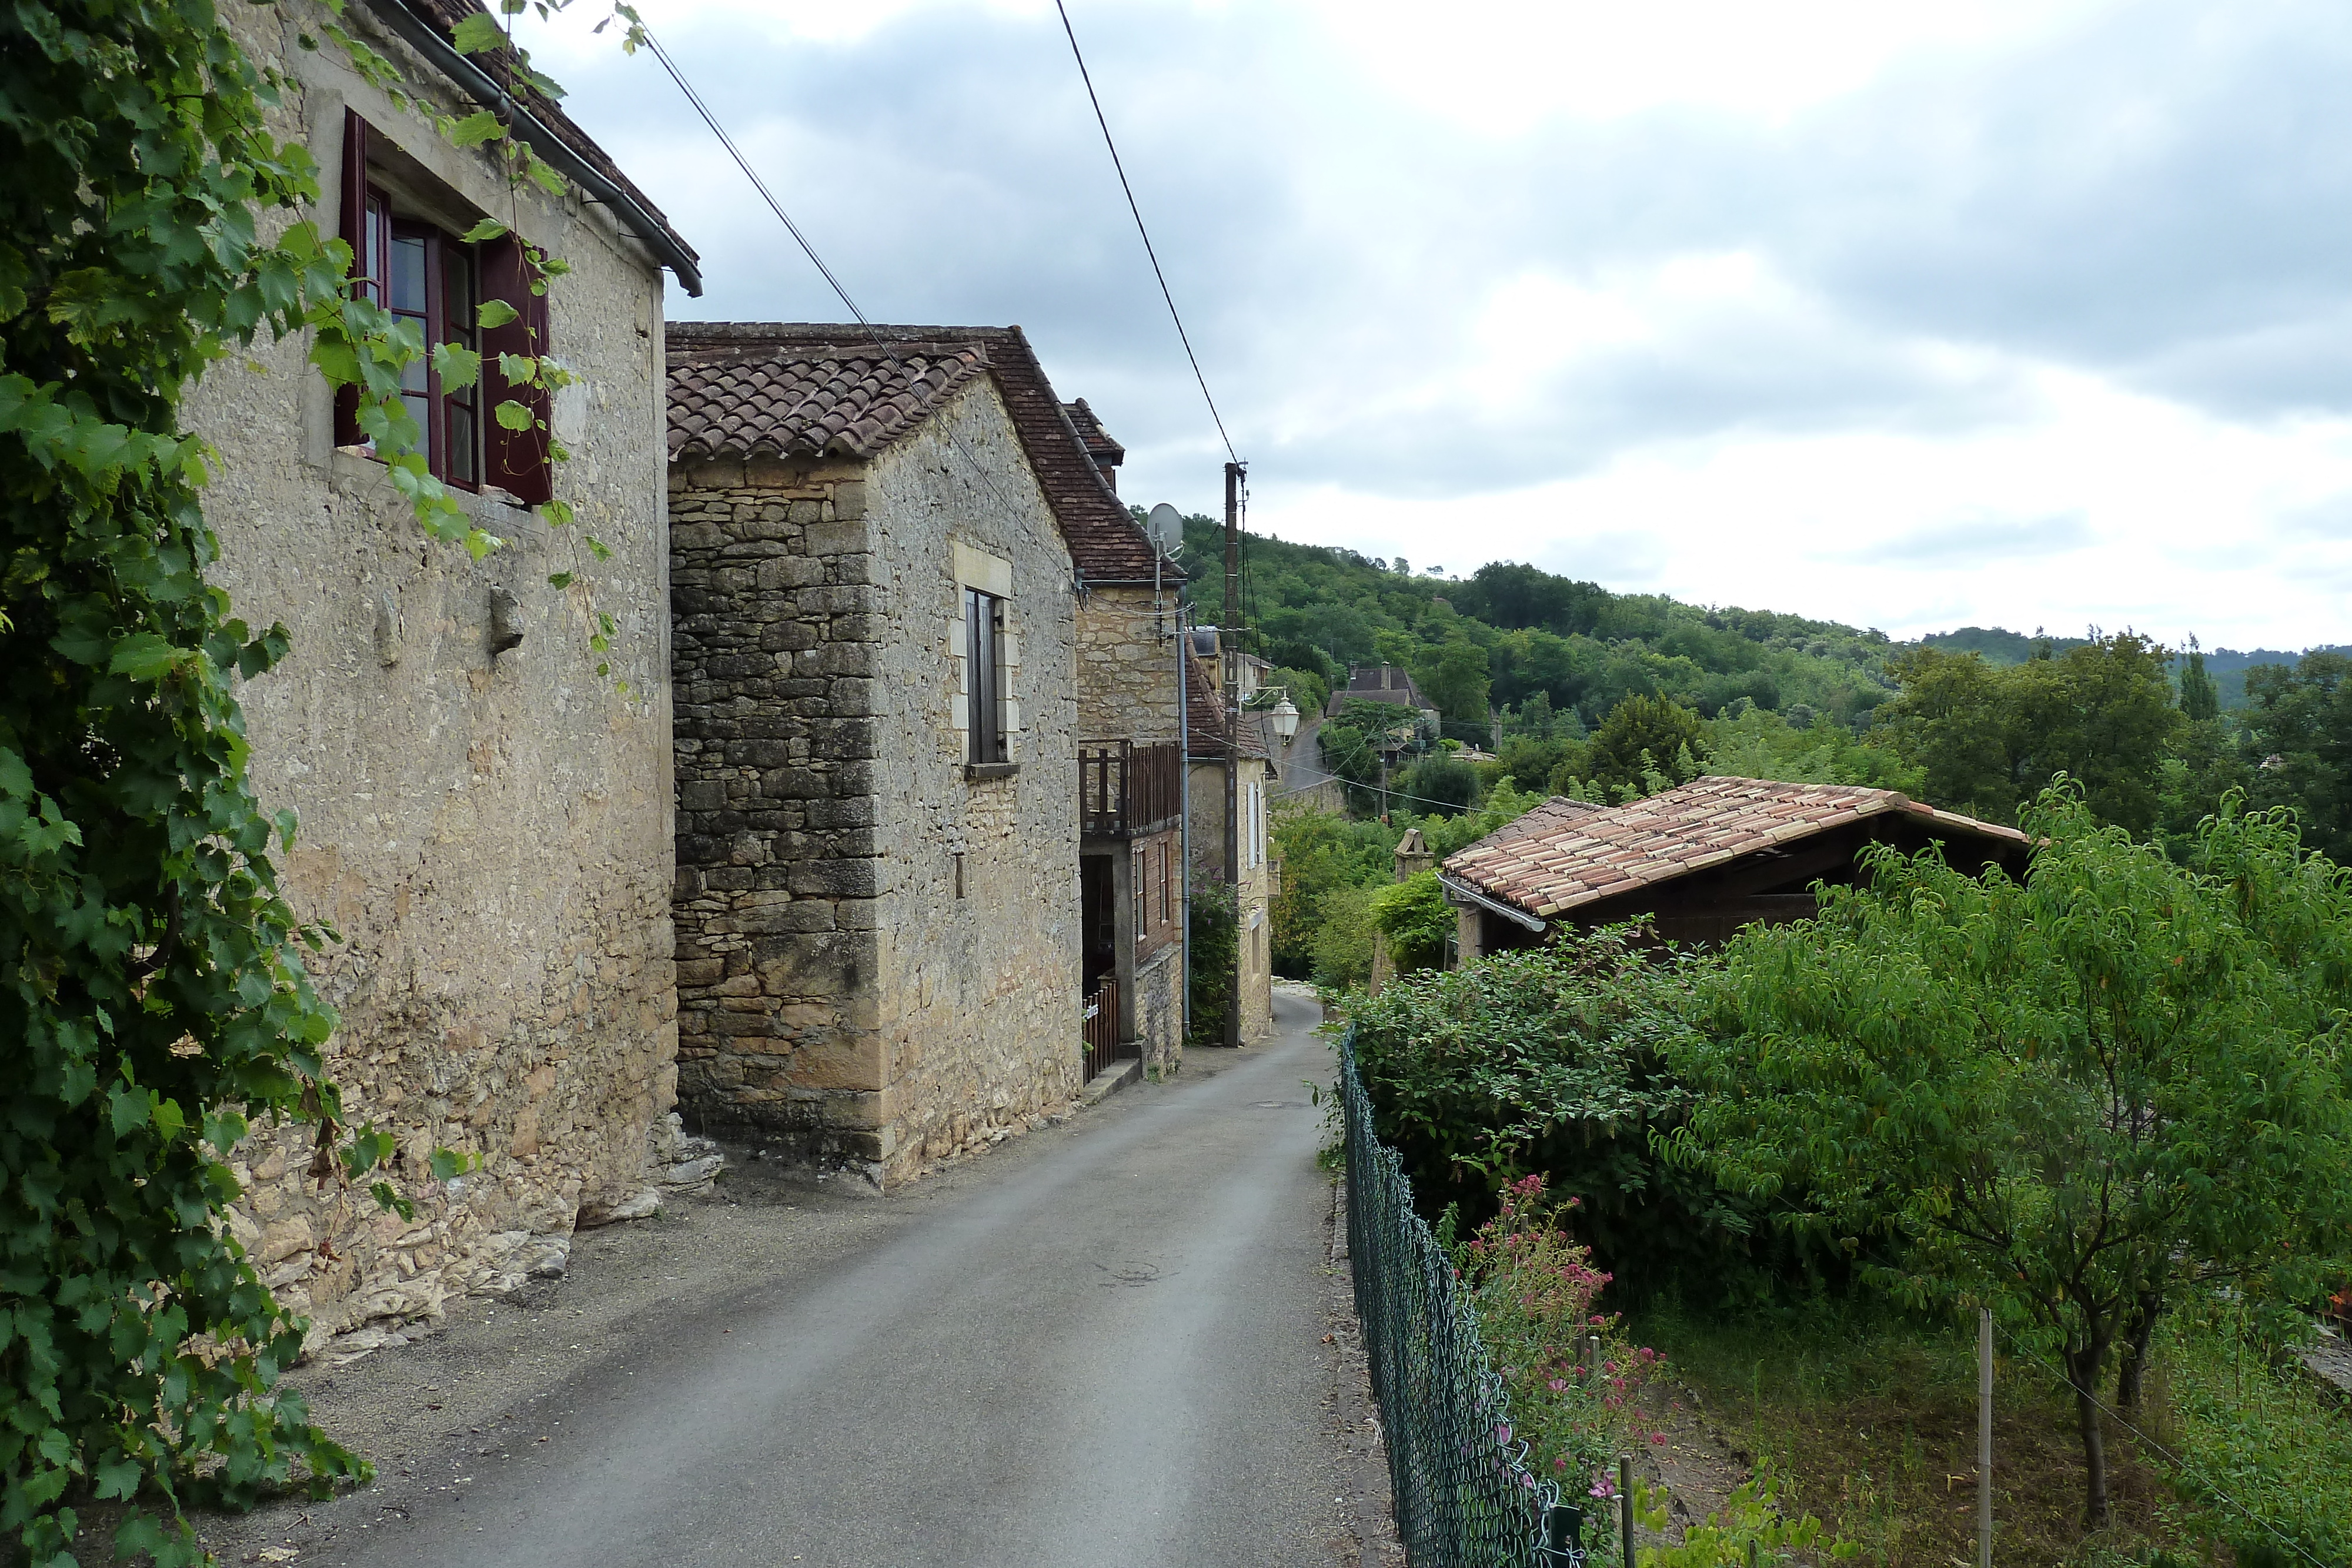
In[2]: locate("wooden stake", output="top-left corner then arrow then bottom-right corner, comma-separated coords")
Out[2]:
1979,1306 -> 1993,1568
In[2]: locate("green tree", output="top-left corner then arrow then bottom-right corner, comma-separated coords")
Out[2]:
1396,753 -> 1480,815
1583,694 -> 1706,798
2243,651 -> 2352,864
2179,638 -> 2221,723
4,2 -> 613,1556
2005,633 -> 2182,833
1414,634 -> 1492,721
1872,634 -> 2183,829
1674,789 -> 2352,1525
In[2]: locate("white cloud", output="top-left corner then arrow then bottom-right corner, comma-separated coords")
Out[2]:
1258,365 -> 2352,649
526,0 -> 2352,648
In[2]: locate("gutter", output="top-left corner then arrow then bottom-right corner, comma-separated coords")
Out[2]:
1437,871 -> 1548,934
356,0 -> 705,297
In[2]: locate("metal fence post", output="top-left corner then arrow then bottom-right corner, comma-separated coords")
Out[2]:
1618,1455 -> 1635,1568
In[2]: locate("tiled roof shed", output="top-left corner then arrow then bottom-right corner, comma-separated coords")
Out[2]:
1442,776 -> 2031,947
664,323 -> 1177,587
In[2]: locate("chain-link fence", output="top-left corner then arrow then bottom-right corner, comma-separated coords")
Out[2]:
1342,1034 -> 1589,1567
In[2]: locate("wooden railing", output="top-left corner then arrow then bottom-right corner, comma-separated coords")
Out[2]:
1081,975 -> 1123,1082
1078,740 -> 1182,837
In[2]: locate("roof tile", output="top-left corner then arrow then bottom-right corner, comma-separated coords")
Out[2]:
1442,775 -> 2030,921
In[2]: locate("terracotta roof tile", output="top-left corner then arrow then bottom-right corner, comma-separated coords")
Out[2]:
664,323 -> 1177,586
1442,775 -> 2030,921
1184,651 -> 1269,761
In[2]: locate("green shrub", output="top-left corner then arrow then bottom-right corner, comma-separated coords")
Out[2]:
1185,863 -> 1237,1045
1367,870 -> 1454,970
1347,928 -> 1778,1296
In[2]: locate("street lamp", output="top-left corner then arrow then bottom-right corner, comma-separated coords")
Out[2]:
1269,696 -> 1300,745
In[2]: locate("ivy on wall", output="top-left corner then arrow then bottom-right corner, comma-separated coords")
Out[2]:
1,0 -> 631,1560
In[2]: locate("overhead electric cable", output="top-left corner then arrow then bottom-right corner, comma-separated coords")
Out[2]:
1051,0 -> 1239,466
638,26 -> 1088,597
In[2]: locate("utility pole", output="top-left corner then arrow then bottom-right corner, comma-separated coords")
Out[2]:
1222,460 -> 1243,1049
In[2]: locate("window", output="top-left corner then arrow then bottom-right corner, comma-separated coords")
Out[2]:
336,111 -> 550,502
965,587 -> 1006,764
1160,841 -> 1172,926
350,190 -> 480,487
1134,844 -> 1148,944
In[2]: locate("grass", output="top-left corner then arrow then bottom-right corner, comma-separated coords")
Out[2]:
1628,1298 -> 2209,1567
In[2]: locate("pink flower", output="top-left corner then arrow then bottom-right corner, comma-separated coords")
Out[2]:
1548,1379 -> 1568,1393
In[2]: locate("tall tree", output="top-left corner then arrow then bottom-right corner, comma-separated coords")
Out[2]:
2243,651 -> 2352,864
1676,791 -> 2352,1526
2179,638 -> 2221,723
1582,694 -> 1706,798
1872,635 -> 2183,828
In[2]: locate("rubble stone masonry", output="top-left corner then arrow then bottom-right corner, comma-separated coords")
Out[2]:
671,380 -> 1084,1185
185,0 -> 682,1350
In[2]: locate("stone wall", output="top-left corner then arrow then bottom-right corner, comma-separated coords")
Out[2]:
671,379 -> 1084,1185
1187,757 -> 1278,1042
186,0 -> 680,1346
669,454 -> 880,1160
1075,584 -> 1181,744
1134,944 -> 1185,1076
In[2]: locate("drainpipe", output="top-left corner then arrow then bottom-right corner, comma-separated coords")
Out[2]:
1177,601 -> 1191,1045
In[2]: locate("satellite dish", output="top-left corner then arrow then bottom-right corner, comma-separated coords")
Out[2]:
1146,502 -> 1185,559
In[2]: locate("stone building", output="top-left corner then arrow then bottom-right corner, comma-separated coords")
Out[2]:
1063,400 -> 1190,1079
187,0 -> 700,1347
1186,638 -> 1281,1042
666,322 -> 1189,1185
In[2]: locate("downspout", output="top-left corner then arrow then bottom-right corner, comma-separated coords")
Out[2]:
355,0 -> 705,296
1177,601 -> 1191,1047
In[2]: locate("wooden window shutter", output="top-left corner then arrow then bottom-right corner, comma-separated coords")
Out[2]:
333,109 -> 370,447
479,235 -> 553,505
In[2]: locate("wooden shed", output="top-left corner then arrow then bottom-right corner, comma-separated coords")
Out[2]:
1441,775 -> 2032,954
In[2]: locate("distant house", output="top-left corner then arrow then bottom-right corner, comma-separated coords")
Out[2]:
1442,777 -> 2030,953
1186,636 -> 1281,1041
1327,663 -> 1436,714
666,322 -> 1185,1186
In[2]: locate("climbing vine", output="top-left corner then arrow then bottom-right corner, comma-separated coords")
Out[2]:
1,0 -> 636,1560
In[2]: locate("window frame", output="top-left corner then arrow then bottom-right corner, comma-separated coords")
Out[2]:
349,183 -> 483,491
965,587 -> 1007,765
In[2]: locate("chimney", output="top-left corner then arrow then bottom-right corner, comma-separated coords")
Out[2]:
1064,398 -> 1124,493
1393,828 -> 1434,881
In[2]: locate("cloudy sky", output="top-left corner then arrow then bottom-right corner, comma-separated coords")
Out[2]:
531,0 -> 2352,649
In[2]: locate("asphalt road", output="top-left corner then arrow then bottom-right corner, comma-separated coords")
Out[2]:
210,991 -> 1358,1568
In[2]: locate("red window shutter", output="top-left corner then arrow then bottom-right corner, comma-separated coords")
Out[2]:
333,109 -> 370,447
479,235 -> 553,506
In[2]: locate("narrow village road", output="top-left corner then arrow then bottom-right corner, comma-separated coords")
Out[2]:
213,991 -> 1368,1568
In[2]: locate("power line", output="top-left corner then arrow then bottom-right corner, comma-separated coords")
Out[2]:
637,26 -> 1088,599
1051,0 -> 1238,466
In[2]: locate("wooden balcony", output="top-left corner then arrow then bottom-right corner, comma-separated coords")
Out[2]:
1078,740 -> 1182,838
